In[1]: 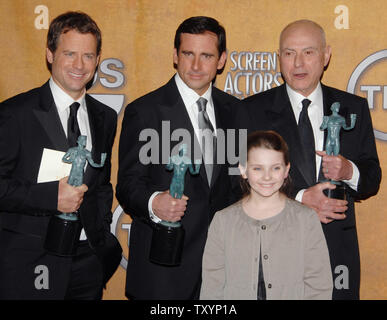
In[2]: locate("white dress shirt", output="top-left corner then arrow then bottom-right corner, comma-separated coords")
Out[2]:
175,72 -> 217,136
287,83 -> 324,180
49,78 -> 92,151
49,78 -> 92,239
285,84 -> 359,202
148,73 -> 217,223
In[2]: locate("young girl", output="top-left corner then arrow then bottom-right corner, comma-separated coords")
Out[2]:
200,130 -> 332,300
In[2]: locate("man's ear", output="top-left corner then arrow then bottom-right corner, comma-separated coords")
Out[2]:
217,51 -> 227,70
324,45 -> 332,67
173,48 -> 178,66
46,48 -> 54,64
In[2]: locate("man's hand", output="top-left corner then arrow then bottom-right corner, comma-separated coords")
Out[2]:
57,177 -> 88,213
152,191 -> 188,222
302,182 -> 348,224
316,151 -> 353,181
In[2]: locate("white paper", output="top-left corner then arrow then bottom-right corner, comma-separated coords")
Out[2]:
37,148 -> 71,183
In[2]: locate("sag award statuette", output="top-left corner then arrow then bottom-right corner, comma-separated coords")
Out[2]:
44,135 -> 106,256
149,144 -> 200,266
320,102 -> 356,200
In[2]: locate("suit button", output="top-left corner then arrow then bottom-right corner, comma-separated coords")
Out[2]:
261,225 -> 266,230
263,254 -> 268,260
268,284 -> 272,289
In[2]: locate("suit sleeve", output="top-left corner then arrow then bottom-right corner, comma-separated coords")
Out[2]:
347,98 -> 381,200
0,102 -> 59,214
116,103 -> 155,221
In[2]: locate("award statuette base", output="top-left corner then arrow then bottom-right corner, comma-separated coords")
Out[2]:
44,213 -> 82,257
323,180 -> 346,201
149,222 -> 185,266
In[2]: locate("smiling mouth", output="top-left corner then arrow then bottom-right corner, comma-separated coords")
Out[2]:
69,72 -> 85,79
259,183 -> 275,188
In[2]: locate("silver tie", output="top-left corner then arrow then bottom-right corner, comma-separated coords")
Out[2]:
197,97 -> 215,185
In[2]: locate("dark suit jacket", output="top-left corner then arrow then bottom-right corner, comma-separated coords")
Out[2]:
242,83 -> 381,299
0,81 -> 122,299
116,76 -> 240,299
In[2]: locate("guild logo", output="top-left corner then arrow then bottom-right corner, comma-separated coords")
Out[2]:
347,50 -> 387,141
90,58 -> 126,114
223,51 -> 281,99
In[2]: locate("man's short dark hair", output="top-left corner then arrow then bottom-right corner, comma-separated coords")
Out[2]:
46,11 -> 101,69
174,16 -> 226,56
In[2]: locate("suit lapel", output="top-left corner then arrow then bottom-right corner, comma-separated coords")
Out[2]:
211,87 -> 231,188
32,82 -> 68,152
34,83 -> 105,186
265,85 -> 315,187
83,94 -> 105,186
318,85 -> 333,181
160,78 -> 210,189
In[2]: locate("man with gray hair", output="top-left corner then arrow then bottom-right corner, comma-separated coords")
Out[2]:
241,19 -> 381,299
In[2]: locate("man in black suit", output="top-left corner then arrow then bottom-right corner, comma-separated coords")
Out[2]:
0,11 -> 121,299
116,16 -> 240,299
242,20 -> 381,299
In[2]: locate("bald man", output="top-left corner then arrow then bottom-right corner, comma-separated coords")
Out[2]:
241,20 -> 381,299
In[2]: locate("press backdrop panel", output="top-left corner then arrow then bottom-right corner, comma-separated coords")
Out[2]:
0,0 -> 385,300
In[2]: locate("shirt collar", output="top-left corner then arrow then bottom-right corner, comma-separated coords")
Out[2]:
49,77 -> 86,112
174,73 -> 213,109
286,82 -> 322,110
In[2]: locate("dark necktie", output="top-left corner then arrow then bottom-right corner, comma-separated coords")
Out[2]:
298,99 -> 316,182
197,97 -> 215,185
67,102 -> 81,147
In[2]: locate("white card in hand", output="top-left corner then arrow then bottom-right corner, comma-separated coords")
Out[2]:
37,148 -> 71,183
